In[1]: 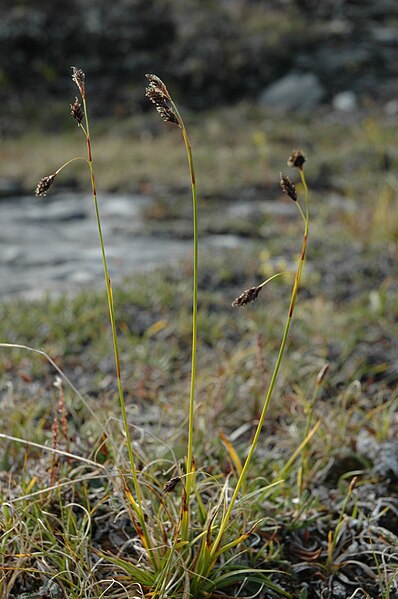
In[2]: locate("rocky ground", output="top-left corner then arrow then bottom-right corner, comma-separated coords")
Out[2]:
0,191 -> 251,298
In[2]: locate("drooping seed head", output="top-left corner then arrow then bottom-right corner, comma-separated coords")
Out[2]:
145,73 -> 180,126
163,476 -> 181,493
316,363 -> 329,385
146,74 -> 172,100
70,97 -> 84,125
71,66 -> 86,98
232,285 -> 262,308
280,172 -> 297,201
35,174 -> 57,197
287,149 -> 306,169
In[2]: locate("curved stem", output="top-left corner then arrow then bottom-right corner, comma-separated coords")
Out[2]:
81,96 -> 156,566
258,271 -> 291,289
55,156 -> 88,175
177,119 -> 198,542
295,201 -> 306,227
168,97 -> 199,541
209,168 -> 310,559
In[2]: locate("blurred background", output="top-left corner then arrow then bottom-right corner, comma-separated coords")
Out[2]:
1,0 -> 398,126
0,0 -> 397,296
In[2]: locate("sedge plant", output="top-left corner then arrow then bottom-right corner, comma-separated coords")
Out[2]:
142,89 -> 312,591
177,152 -> 312,588
145,74 -> 198,542
33,69 -> 313,597
35,67 -> 155,566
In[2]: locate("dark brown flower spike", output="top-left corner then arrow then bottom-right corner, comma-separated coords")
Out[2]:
316,363 -> 329,385
70,97 -> 84,125
35,174 -> 57,197
287,150 -> 306,169
163,476 -> 181,493
71,66 -> 86,98
280,172 -> 297,202
146,74 -> 172,100
232,284 -> 262,308
145,73 -> 180,126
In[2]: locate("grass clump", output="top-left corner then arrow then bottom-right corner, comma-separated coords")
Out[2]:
1,69 -> 398,599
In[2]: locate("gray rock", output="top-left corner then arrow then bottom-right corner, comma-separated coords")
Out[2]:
371,26 -> 398,43
358,432 -> 398,482
385,99 -> 398,115
0,192 -> 254,298
374,441 -> 398,480
259,72 -> 326,113
332,91 -> 358,112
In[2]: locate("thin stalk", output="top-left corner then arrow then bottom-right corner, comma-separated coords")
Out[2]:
209,168 -> 310,559
277,419 -> 321,482
80,96 -> 156,565
145,76 -> 200,543
170,100 -> 198,542
327,476 -> 357,567
258,271 -> 290,289
182,127 -> 198,522
297,382 -> 321,499
55,156 -> 88,174
299,364 -> 328,495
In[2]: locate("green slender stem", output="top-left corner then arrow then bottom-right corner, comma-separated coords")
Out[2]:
328,476 -> 357,565
183,130 -> 198,492
278,419 -> 321,482
209,168 -> 310,559
55,156 -> 88,175
304,387 -> 319,440
296,201 -> 307,227
299,363 -> 328,496
258,271 -> 291,289
146,80 -> 199,543
174,113 -> 198,541
301,380 -> 321,475
81,95 -> 156,565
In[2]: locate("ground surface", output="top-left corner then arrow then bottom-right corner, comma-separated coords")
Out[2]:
0,105 -> 397,598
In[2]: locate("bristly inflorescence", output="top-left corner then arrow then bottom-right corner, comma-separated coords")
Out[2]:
70,97 -> 84,125
316,363 -> 329,385
163,476 -> 181,493
35,174 -> 57,197
71,66 -> 86,98
287,149 -> 306,169
280,172 -> 297,202
232,284 -> 262,308
145,74 -> 180,126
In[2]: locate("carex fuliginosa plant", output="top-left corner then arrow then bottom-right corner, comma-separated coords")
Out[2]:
35,69 -> 311,598
145,74 -> 199,544
36,67 -> 155,565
